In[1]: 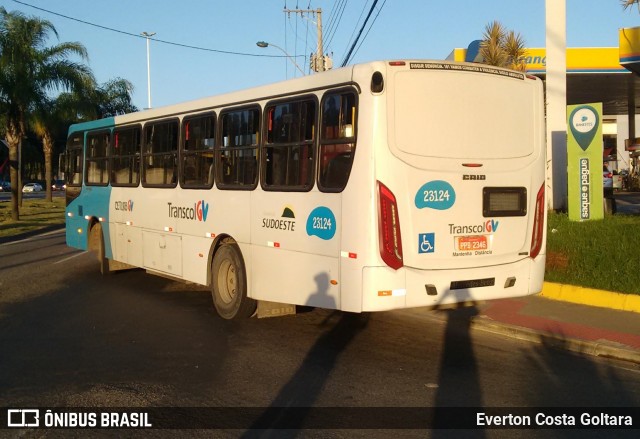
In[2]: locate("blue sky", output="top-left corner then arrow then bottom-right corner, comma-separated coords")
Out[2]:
2,0 -> 638,110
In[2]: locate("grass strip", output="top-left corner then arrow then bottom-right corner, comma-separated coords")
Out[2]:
0,197 -> 66,238
546,212 -> 640,295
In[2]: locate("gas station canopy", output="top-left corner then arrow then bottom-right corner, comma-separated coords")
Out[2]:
448,37 -> 640,116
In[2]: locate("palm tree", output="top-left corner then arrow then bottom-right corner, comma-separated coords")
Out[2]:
31,77 -> 137,203
622,0 -> 640,12
93,78 -> 138,118
479,21 -> 527,72
0,7 -> 94,220
31,97 -> 72,202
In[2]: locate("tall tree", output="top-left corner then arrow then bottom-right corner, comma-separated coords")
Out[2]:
0,7 -> 94,219
479,21 -> 527,72
31,78 -> 137,203
31,96 -> 73,202
93,78 -> 138,118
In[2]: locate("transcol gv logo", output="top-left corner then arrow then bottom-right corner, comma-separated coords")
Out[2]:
168,200 -> 209,221
448,219 -> 499,235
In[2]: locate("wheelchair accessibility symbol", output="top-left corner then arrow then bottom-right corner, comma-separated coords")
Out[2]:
418,233 -> 435,254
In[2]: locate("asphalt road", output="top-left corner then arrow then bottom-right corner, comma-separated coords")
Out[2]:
1,230 -> 639,438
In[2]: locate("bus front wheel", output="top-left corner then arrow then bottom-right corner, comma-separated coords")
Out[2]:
211,240 -> 256,320
88,222 -> 110,275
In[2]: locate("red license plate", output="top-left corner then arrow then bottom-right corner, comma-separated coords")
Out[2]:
456,235 -> 488,251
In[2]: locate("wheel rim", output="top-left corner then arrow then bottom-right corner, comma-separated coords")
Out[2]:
217,259 -> 237,305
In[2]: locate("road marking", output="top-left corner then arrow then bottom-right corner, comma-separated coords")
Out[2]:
1,228 -> 65,246
54,250 -> 88,265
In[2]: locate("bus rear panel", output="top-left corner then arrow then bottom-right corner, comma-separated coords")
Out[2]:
354,61 -> 546,311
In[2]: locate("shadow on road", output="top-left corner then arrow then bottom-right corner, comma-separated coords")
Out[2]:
432,291 -> 486,438
242,311 -> 370,438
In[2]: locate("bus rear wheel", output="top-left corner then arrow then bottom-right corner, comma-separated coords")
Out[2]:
211,240 -> 256,320
88,222 -> 110,275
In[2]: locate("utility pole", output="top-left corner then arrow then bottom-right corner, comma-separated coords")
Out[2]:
283,8 -> 332,72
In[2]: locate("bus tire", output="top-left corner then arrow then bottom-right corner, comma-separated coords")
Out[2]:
211,240 -> 256,320
89,222 -> 110,275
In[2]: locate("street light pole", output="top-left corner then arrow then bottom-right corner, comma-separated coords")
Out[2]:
141,31 -> 156,109
256,41 -> 305,76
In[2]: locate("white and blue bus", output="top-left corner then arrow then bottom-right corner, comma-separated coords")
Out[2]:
65,60 -> 546,320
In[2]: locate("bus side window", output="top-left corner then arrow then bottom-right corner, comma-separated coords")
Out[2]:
111,126 -> 141,187
181,112 -> 215,189
319,91 -> 357,191
143,119 -> 178,187
85,131 -> 110,186
65,133 -> 84,187
262,98 -> 315,191
216,107 -> 259,189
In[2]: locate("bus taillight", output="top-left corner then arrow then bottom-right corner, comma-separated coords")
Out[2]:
530,183 -> 545,259
378,181 -> 403,270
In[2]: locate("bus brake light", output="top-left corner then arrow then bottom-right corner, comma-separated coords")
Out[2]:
530,183 -> 545,259
378,181 -> 403,270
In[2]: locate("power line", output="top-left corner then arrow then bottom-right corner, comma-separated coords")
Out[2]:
11,0 -> 298,59
324,0 -> 348,52
343,0 -> 371,60
349,0 -> 387,64
340,0 -> 379,67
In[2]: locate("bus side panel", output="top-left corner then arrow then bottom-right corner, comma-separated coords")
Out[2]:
181,234 -> 217,285
250,246 -> 340,308
250,190 -> 342,307
66,186 -> 113,257
142,231 -> 182,276
113,222 -> 143,268
335,82 -> 381,314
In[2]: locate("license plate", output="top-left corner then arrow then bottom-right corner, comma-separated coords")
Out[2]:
455,235 -> 488,251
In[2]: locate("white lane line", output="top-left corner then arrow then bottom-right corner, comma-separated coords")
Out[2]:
53,251 -> 88,265
1,228 -> 65,246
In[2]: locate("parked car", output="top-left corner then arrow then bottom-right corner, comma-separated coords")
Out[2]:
22,182 -> 43,192
52,180 -> 66,191
603,165 -> 613,189
0,181 -> 10,192
603,165 -> 615,202
612,170 -> 623,190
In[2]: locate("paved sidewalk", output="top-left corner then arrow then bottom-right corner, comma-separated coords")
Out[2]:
471,285 -> 640,363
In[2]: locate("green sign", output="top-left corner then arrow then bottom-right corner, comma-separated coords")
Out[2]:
567,103 -> 603,221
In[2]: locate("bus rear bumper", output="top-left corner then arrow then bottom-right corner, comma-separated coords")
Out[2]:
361,256 -> 545,312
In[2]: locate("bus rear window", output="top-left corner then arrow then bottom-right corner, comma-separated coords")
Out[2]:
392,70 -> 535,159
319,90 -> 357,192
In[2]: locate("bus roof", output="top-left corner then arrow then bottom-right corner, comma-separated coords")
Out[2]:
68,59 -> 534,135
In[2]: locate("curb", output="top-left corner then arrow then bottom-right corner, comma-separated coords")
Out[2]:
540,282 -> 640,314
470,316 -> 640,364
